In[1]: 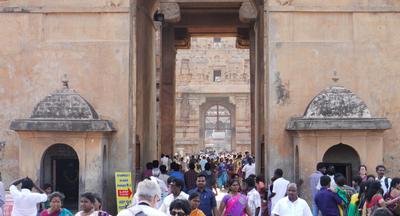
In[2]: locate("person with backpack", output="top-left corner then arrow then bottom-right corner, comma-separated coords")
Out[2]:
118,179 -> 167,216
375,165 -> 391,196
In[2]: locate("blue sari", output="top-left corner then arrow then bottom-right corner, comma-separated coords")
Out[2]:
217,162 -> 228,188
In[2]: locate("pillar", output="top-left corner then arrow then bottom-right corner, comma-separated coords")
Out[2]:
160,25 -> 177,157
254,8 -> 265,175
136,0 -> 158,169
250,30 -> 256,155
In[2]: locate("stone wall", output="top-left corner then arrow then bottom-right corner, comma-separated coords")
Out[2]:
175,37 -> 251,154
0,0 -> 132,212
265,0 -> 400,182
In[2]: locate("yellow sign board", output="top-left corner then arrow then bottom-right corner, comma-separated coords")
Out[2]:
115,172 -> 133,212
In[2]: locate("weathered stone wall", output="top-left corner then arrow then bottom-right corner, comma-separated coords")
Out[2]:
175,37 -> 251,154
265,0 -> 400,183
0,0 -> 132,212
1,0 -> 400,211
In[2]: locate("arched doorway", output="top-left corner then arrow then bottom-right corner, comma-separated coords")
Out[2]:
204,104 -> 233,152
323,143 -> 360,184
41,144 -> 79,210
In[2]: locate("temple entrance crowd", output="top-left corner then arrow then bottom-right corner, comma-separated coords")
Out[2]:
1,152 -> 400,216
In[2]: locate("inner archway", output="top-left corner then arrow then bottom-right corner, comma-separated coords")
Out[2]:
41,144 -> 79,210
323,143 -> 360,184
204,104 -> 233,152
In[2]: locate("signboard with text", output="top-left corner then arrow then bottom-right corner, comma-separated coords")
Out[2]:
115,172 -> 133,212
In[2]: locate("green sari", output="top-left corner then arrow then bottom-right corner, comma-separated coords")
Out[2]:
348,193 -> 361,216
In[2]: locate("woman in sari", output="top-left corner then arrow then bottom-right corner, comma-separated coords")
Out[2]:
188,192 -> 205,216
217,158 -> 228,189
362,181 -> 400,216
218,179 -> 252,216
40,192 -> 73,216
93,193 -> 110,216
359,165 -> 368,183
385,178 -> 400,215
348,182 -> 368,216
335,175 -> 350,216
75,192 -> 99,216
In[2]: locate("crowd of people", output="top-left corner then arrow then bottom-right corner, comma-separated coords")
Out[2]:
1,152 -> 400,216
310,163 -> 400,216
126,152 -> 305,216
0,175 -> 111,216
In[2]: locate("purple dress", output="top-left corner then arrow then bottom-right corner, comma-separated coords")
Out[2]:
222,193 -> 248,216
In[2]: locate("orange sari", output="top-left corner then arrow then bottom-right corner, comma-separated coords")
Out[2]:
190,208 -> 206,216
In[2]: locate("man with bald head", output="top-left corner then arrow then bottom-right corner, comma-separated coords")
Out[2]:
272,183 -> 312,216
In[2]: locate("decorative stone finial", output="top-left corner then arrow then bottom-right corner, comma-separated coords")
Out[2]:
62,74 -> 69,89
332,70 -> 339,83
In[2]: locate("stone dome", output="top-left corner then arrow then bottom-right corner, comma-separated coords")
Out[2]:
304,86 -> 371,118
31,86 -> 99,120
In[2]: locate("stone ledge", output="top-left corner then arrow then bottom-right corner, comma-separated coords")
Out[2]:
10,119 -> 115,132
0,6 -> 129,13
286,118 -> 391,131
268,6 -> 400,13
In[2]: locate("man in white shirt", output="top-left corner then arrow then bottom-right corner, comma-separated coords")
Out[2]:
242,158 -> 256,179
199,156 -> 208,171
272,183 -> 312,216
159,178 -> 189,215
9,177 -> 47,216
245,177 -> 261,216
269,169 -> 290,212
376,165 -> 392,195
316,165 -> 337,191
161,154 -> 170,171
152,160 -> 161,177
118,178 -> 168,216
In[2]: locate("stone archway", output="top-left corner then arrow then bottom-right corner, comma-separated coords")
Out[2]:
323,143 -> 360,184
203,104 -> 233,152
199,98 -> 236,152
10,82 -> 114,211
41,144 -> 79,209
